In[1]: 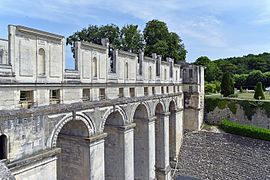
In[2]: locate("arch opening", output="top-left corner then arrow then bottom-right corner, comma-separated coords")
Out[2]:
104,111 -> 126,179
56,119 -> 90,180
0,134 -> 7,160
155,103 -> 165,171
133,104 -> 151,179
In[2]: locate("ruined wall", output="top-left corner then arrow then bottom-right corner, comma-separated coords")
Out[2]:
204,97 -> 270,129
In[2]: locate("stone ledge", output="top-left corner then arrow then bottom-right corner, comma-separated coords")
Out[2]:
7,148 -> 60,171
0,93 -> 182,119
85,133 -> 108,143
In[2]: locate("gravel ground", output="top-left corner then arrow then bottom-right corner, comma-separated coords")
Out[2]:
173,131 -> 270,180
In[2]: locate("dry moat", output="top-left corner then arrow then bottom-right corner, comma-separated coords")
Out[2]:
173,131 -> 270,180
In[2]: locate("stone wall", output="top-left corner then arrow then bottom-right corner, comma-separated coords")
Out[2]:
204,97 -> 270,129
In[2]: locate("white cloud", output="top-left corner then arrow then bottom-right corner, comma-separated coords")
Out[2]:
0,0 -> 269,62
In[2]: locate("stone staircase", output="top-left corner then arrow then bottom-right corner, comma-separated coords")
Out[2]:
173,131 -> 270,180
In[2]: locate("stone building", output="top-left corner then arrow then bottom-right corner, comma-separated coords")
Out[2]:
0,25 -> 204,180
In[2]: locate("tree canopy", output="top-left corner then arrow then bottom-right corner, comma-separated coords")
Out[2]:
143,20 -> 187,61
67,20 -> 187,62
194,56 -> 222,82
194,53 -> 270,90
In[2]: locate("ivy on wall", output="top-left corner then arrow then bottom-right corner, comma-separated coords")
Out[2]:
205,97 -> 270,120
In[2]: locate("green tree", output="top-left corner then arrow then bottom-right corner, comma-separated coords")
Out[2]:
221,72 -> 234,97
66,24 -> 121,53
246,70 -> 264,88
240,86 -> 244,93
167,32 -> 187,61
143,19 -> 186,62
254,82 -> 265,100
99,24 -> 121,48
233,74 -> 248,89
120,24 -> 144,53
194,56 -> 222,82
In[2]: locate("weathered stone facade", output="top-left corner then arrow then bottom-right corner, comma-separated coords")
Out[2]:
0,25 -> 204,180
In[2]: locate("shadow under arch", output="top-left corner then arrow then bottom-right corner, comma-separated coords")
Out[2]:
100,106 -> 127,132
50,113 -> 96,180
103,108 -> 130,179
155,102 -> 170,179
169,100 -> 177,160
133,103 -> 154,179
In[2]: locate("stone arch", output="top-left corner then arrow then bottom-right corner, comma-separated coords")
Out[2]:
133,103 -> 155,179
155,101 -> 170,178
167,98 -> 177,111
53,113 -> 95,180
103,106 -> 130,179
100,106 -> 127,131
131,102 -> 151,122
153,100 -> 166,115
50,113 -> 95,148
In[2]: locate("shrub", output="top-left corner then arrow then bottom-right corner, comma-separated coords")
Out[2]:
254,82 -> 265,100
240,86 -> 244,93
205,83 -> 216,94
219,119 -> 270,141
221,72 -> 234,97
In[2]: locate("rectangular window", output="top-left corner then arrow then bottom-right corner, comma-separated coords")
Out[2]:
178,86 -> 180,92
99,88 -> 106,100
144,87 -> 148,96
152,87 -> 155,95
20,90 -> 34,109
130,88 -> 135,97
119,88 -> 124,98
173,86 -> 176,93
50,89 -> 60,104
167,86 -> 169,94
161,87 -> 164,94
82,89 -> 90,101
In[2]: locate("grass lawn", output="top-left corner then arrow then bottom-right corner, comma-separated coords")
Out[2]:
237,92 -> 270,100
206,92 -> 270,100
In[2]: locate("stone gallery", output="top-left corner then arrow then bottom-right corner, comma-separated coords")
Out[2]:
0,25 -> 204,179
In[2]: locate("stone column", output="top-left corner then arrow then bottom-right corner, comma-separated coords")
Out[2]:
88,133 -> 107,180
118,123 -> 136,180
148,116 -> 156,179
104,123 -> 135,180
169,108 -> 184,161
134,116 -> 156,180
156,112 -> 171,180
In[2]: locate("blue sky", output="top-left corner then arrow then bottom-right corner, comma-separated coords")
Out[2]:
1,0 -> 270,68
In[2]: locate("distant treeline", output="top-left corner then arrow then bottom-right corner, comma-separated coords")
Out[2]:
194,53 -> 270,89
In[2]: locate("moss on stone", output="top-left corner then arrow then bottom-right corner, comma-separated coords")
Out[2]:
228,102 -> 237,114
237,100 -> 257,120
205,97 -> 270,120
217,99 -> 228,109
